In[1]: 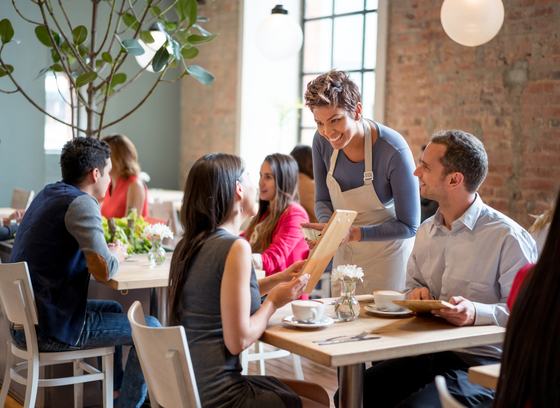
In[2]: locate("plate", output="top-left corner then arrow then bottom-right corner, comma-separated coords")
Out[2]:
364,304 -> 412,316
282,315 -> 334,328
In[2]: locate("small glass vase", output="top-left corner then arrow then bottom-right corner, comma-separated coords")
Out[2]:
335,279 -> 360,321
148,236 -> 166,265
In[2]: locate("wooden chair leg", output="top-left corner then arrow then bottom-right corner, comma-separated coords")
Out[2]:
73,359 -> 84,408
24,355 -> 39,408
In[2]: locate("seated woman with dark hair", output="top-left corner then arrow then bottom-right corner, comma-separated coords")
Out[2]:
167,153 -> 329,408
493,187 -> 560,408
290,145 -> 318,223
100,134 -> 148,218
242,154 -> 310,279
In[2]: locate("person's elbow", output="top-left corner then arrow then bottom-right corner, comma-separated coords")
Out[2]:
224,335 -> 252,355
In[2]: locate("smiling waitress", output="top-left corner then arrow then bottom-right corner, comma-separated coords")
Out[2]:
302,70 -> 419,296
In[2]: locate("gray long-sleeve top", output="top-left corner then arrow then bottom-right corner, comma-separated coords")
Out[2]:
313,120 -> 420,241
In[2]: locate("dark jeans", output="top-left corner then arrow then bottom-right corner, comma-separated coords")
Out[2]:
334,352 -> 496,408
12,299 -> 161,408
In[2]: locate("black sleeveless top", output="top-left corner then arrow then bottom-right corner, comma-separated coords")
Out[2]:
177,228 -> 302,408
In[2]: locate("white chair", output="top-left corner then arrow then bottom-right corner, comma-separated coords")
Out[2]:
241,343 -> 304,380
127,301 -> 201,408
435,375 -> 467,408
148,201 -> 180,247
10,188 -> 35,210
310,271 -> 331,299
0,262 -> 114,408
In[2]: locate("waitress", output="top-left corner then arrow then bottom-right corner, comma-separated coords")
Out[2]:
302,70 -> 419,296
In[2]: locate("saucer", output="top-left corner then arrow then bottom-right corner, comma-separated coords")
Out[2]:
282,315 -> 334,328
364,304 -> 412,316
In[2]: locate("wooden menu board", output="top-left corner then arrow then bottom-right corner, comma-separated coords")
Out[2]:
393,299 -> 453,313
298,210 -> 357,294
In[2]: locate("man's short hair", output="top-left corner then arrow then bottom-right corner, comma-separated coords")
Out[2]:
60,137 -> 112,185
430,130 -> 488,194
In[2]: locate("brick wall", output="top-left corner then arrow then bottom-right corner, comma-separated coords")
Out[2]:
179,0 -> 242,187
385,0 -> 560,227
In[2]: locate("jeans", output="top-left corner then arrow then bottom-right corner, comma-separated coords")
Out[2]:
12,299 -> 161,408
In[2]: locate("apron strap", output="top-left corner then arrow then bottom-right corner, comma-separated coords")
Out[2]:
362,120 -> 374,186
328,145 -> 339,179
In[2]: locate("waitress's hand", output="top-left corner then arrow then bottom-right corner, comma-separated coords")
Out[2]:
340,226 -> 362,246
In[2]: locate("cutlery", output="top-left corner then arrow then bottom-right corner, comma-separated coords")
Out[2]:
317,336 -> 381,346
313,330 -> 371,343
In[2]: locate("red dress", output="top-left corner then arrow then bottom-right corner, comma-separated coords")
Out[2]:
101,176 -> 148,219
507,263 -> 535,310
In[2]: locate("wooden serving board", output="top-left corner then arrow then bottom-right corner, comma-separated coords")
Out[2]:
393,299 -> 453,313
299,210 -> 357,294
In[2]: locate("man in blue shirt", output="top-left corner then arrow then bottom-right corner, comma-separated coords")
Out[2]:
358,130 -> 537,407
10,137 -> 160,408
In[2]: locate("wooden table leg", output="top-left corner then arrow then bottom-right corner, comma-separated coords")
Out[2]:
339,363 -> 363,408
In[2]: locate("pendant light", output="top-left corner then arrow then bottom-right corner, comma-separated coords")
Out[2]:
255,5 -> 303,61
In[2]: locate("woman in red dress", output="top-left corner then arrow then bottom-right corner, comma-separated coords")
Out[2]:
494,187 -> 560,408
100,134 -> 149,218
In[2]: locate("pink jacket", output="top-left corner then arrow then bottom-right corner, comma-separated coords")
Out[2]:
244,202 -> 310,276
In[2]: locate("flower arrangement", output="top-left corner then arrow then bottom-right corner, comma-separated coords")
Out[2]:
142,223 -> 174,265
102,210 -> 151,255
331,264 -> 364,320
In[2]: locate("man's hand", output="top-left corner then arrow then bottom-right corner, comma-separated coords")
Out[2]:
108,239 -> 128,263
435,296 -> 476,326
7,210 -> 25,224
409,287 -> 433,300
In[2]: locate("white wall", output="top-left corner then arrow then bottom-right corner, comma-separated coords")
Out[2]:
240,0 -> 302,182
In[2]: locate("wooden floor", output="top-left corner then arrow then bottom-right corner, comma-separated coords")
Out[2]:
0,344 -> 339,408
246,343 -> 339,408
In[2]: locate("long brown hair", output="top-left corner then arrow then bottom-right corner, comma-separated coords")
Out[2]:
101,133 -> 141,179
167,153 -> 244,326
493,187 -> 560,408
244,154 -> 299,253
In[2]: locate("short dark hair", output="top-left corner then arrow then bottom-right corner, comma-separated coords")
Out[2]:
60,137 -> 112,184
290,144 -> 313,179
304,70 -> 361,115
430,130 -> 488,194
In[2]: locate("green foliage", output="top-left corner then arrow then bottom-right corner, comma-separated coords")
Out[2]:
110,72 -> 126,88
72,26 -> 88,45
0,64 -> 14,77
122,39 -> 145,56
102,52 -> 113,64
152,46 -> 170,72
0,19 -> 15,44
35,26 -> 60,47
102,215 -> 152,255
76,71 -> 97,88
185,64 -> 214,84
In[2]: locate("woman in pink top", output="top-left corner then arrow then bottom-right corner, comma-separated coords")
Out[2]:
242,154 -> 310,280
100,134 -> 149,218
494,187 -> 560,408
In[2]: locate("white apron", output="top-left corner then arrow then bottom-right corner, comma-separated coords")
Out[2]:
328,120 -> 414,296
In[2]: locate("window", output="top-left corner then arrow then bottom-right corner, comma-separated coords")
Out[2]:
44,72 -> 74,153
299,0 -> 387,145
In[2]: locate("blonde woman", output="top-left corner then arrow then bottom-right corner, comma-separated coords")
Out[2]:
243,154 -> 310,279
528,195 -> 556,256
100,134 -> 148,218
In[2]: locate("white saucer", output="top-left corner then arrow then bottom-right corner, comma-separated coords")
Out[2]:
282,315 -> 334,328
364,304 -> 412,316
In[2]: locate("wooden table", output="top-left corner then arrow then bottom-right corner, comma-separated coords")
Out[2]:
97,253 -> 171,325
261,298 -> 506,408
468,363 -> 500,390
0,207 -> 17,219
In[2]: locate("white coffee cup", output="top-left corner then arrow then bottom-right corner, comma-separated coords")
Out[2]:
291,300 -> 325,323
373,290 -> 405,312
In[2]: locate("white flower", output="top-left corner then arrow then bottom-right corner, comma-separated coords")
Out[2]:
142,223 -> 174,239
330,264 -> 364,282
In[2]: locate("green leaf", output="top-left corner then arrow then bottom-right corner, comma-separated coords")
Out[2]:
51,49 -> 60,63
166,22 -> 177,31
72,25 -> 88,45
102,52 -> 113,64
0,64 -> 14,77
51,63 -> 64,72
170,60 -> 178,68
122,39 -> 145,56
76,71 -> 97,88
186,64 -> 214,84
196,16 -> 209,23
175,0 -> 188,22
181,46 -> 198,59
35,66 -> 51,79
110,72 -> 126,88
170,39 -> 181,60
187,33 -> 218,46
95,59 -> 104,69
174,32 -> 189,45
122,13 -> 140,31
35,26 -> 53,46
149,5 -> 162,17
0,19 -> 15,44
139,31 -> 154,44
152,46 -> 169,72
185,0 -> 198,28
68,53 -> 76,64
192,23 -> 211,36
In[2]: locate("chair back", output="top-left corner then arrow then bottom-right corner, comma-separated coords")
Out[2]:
127,301 -> 201,408
435,375 -> 467,408
148,201 -> 179,246
11,188 -> 35,210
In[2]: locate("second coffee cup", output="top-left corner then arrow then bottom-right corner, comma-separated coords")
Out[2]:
291,300 -> 325,323
373,290 -> 405,312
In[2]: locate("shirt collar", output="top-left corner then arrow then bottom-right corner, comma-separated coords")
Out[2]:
429,194 -> 483,233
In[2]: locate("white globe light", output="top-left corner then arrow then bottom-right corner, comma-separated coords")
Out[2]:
135,31 -> 167,72
256,7 -> 303,61
441,0 -> 505,47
